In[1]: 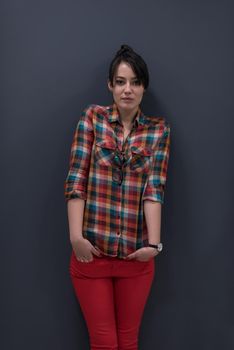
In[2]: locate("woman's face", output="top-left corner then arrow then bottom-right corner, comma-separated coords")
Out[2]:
108,61 -> 145,115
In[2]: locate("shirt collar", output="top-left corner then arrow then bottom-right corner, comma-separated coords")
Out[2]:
107,102 -> 146,128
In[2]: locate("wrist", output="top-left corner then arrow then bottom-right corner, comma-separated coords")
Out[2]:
148,242 -> 163,253
147,247 -> 160,257
70,235 -> 85,243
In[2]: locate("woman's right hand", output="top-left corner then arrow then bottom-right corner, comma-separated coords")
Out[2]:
71,237 -> 102,262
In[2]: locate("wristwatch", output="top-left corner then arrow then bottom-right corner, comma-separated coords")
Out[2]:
148,242 -> 163,252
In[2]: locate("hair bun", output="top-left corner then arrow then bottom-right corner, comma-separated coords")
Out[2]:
120,44 -> 133,51
116,44 -> 134,56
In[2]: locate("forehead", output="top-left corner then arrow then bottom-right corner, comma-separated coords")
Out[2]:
115,62 -> 136,78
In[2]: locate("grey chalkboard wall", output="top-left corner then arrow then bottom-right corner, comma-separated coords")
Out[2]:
1,0 -> 233,349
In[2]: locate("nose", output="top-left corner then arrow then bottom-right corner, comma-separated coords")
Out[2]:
124,82 -> 132,94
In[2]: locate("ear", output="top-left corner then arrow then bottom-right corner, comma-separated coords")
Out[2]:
107,80 -> 113,92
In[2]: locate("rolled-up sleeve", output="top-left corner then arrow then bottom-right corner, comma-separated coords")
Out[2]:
142,121 -> 171,204
64,105 -> 94,201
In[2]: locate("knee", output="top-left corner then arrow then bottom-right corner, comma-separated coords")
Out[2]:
89,328 -> 118,350
118,329 -> 138,350
118,342 -> 138,350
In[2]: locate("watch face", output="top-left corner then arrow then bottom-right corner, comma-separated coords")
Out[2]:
157,243 -> 163,252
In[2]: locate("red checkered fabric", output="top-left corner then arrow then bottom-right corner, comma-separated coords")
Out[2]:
64,103 -> 171,258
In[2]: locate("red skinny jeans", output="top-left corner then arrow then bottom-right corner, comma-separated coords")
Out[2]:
69,250 -> 155,350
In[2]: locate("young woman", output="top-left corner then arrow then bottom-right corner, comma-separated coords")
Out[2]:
64,44 -> 171,350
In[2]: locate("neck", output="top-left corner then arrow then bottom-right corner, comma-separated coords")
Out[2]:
118,106 -> 139,127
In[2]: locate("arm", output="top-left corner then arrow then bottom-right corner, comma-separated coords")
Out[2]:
67,198 -> 85,242
143,201 -> 161,244
64,106 -> 101,260
64,105 -> 94,243
143,122 -> 171,244
67,196 -> 101,259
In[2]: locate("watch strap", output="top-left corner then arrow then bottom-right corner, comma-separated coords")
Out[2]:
148,243 -> 163,252
148,243 -> 158,249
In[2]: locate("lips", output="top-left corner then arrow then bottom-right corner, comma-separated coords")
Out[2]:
121,98 -> 133,101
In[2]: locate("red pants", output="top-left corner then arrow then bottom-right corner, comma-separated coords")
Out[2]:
69,250 -> 155,350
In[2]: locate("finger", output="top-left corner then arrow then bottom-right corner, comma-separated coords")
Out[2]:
82,256 -> 93,263
92,246 -> 102,256
126,254 -> 136,260
136,258 -> 149,262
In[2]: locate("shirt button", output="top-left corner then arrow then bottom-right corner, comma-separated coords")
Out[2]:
113,173 -> 119,181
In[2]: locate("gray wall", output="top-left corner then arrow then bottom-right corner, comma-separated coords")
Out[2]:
1,0 -> 233,349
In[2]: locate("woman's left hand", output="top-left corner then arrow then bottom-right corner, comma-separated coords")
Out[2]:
125,247 -> 159,261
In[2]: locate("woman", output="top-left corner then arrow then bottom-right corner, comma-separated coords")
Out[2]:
64,44 -> 171,350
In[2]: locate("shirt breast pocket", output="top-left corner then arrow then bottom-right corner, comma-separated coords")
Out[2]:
94,139 -> 117,167
130,145 -> 153,174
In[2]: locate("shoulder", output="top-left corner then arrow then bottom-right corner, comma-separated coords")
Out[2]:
81,104 -> 110,119
82,104 -> 109,113
144,114 -> 171,131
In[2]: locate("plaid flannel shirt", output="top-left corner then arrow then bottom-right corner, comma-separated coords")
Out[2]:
64,103 -> 171,258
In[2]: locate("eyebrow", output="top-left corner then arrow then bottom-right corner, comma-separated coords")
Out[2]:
115,76 -> 138,80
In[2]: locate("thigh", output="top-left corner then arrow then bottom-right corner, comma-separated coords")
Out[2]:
69,252 -> 118,349
113,259 -> 155,349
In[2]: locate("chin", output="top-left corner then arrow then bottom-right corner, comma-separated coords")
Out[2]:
118,101 -> 138,110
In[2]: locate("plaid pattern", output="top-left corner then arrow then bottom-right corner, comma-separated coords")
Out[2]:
64,103 -> 171,258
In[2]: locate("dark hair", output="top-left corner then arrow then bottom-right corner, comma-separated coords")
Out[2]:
108,44 -> 149,89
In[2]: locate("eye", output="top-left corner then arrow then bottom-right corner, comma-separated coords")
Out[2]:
115,79 -> 125,85
132,79 -> 141,86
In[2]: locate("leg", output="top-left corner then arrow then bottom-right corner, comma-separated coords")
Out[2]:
69,253 -> 118,350
113,259 -> 155,350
